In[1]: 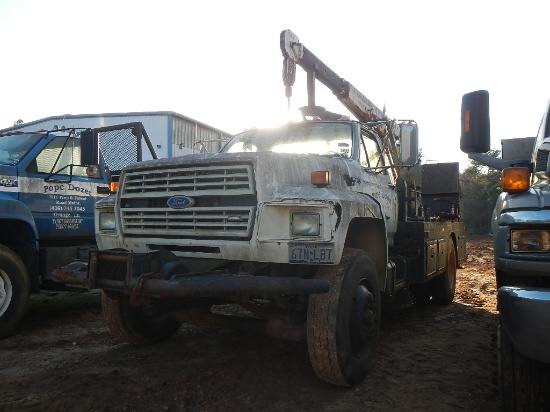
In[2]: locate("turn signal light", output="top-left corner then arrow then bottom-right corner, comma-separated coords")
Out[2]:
110,181 -> 119,193
463,110 -> 470,132
502,167 -> 530,193
311,171 -> 330,187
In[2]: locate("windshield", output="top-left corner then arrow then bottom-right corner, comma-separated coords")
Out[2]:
222,122 -> 353,158
0,133 -> 43,165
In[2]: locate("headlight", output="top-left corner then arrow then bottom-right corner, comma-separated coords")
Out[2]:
99,212 -> 116,231
511,230 -> 550,252
291,212 -> 320,236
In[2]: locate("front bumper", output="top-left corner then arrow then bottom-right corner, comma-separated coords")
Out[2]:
495,255 -> 550,277
52,250 -> 330,299
498,286 -> 550,364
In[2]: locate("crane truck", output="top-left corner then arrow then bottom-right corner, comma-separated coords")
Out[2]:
55,30 -> 466,386
0,123 -> 156,338
460,91 -> 550,410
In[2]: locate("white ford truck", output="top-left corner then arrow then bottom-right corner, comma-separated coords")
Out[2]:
56,30 -> 466,386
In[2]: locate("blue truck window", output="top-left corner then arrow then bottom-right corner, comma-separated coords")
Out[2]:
34,136 -> 90,177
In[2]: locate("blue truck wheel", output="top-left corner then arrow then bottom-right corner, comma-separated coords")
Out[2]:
0,245 -> 30,339
498,320 -> 550,411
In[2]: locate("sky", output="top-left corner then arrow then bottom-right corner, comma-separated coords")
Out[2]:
1,0 -> 549,170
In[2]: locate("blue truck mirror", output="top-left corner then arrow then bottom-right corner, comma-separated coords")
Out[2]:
460,90 -> 490,153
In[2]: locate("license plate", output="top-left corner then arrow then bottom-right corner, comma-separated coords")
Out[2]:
288,242 -> 335,264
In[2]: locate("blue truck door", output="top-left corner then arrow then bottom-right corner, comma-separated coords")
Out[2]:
0,166 -> 19,201
18,135 -> 109,241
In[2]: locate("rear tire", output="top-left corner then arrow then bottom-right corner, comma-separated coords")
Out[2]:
102,292 -> 181,344
307,248 -> 381,386
431,240 -> 456,305
0,245 -> 30,339
498,320 -> 550,411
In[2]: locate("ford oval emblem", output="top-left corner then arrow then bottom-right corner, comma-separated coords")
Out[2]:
167,195 -> 195,209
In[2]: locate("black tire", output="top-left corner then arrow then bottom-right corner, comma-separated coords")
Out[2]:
307,248 -> 381,386
431,239 -> 456,305
409,283 -> 432,305
498,320 -> 550,411
102,292 -> 181,344
0,245 -> 30,339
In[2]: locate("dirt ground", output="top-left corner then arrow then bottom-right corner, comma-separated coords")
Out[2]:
0,236 -> 499,412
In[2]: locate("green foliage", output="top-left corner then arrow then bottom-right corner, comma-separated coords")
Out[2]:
460,150 -> 502,234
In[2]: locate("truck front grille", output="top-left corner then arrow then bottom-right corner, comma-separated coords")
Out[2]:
119,163 -> 256,239
536,149 -> 549,173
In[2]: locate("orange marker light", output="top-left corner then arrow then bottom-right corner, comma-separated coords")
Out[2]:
502,167 -> 530,193
110,182 -> 119,193
464,110 -> 470,132
311,171 -> 330,187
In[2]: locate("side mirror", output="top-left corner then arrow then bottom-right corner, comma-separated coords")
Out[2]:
399,122 -> 419,165
80,128 -> 99,166
460,90 -> 490,153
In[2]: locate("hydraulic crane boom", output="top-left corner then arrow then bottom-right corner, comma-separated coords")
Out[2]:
280,29 -> 388,122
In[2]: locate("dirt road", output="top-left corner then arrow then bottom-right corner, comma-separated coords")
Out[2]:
0,236 -> 499,412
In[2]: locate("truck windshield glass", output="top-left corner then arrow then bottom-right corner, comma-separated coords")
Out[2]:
223,122 -> 353,158
0,133 -> 42,165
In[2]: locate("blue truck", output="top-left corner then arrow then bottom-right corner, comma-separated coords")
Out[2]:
0,123 -> 156,338
460,90 -> 550,411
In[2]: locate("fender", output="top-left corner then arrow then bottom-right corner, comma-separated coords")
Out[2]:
498,286 -> 550,364
0,193 -> 39,243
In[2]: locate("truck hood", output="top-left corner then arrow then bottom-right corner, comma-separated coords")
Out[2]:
122,151 -> 360,199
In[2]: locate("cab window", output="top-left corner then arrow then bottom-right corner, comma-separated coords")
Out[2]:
29,136 -> 89,177
360,130 -> 385,171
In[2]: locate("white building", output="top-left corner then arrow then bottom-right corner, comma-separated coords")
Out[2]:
1,111 -> 232,159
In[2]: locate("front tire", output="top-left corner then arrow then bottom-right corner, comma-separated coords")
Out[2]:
498,320 -> 550,411
307,248 -> 381,386
102,292 -> 181,344
0,245 -> 30,339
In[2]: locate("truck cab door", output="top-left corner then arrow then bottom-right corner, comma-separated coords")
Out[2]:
19,135 -> 110,241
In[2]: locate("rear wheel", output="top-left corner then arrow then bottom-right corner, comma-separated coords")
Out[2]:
102,292 -> 181,344
498,319 -> 550,411
431,240 -> 456,305
0,245 -> 30,339
307,248 -> 381,386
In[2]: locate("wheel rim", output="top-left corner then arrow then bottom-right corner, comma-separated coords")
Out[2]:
0,269 -> 13,317
349,281 -> 377,357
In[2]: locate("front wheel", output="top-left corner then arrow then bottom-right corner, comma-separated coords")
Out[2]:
307,248 -> 381,386
102,292 -> 181,344
0,245 -> 30,339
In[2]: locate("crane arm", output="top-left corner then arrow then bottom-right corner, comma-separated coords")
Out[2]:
280,29 -> 388,122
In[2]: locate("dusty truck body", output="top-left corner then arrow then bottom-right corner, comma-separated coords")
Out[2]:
0,123 -> 156,338
460,90 -> 550,410
57,30 -> 466,386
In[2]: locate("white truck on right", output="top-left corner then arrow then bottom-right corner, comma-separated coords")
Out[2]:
460,90 -> 550,411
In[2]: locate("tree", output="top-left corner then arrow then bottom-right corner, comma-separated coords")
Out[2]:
460,150 -> 502,234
